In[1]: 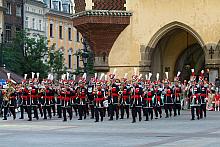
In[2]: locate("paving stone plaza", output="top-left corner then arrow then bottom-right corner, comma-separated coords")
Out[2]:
0,110 -> 220,147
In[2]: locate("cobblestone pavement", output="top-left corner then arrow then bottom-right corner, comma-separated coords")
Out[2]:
0,110 -> 219,147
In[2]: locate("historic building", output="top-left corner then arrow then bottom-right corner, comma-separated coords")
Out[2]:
72,0 -> 220,81
0,0 -> 6,42
4,0 -> 23,42
45,0 -> 83,73
23,0 -> 47,38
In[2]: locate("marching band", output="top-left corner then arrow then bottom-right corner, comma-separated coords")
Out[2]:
0,68 -> 218,123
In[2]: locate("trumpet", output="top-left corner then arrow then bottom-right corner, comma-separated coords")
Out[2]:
118,91 -> 123,95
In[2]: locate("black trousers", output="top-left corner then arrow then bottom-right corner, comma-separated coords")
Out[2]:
57,104 -> 62,118
109,104 -> 119,120
120,104 -> 130,119
78,105 -> 87,119
43,105 -> 52,119
37,104 -> 43,117
95,107 -> 104,122
72,105 -> 78,117
191,106 -> 200,120
164,104 -> 173,117
63,106 -> 72,121
144,108 -> 153,121
154,106 -> 162,118
3,102 -> 16,120
20,105 -> 28,119
174,103 -> 181,116
200,104 -> 206,118
89,104 -> 94,118
131,106 -> 142,122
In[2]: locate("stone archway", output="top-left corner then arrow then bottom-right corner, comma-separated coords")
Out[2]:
140,21 -> 207,80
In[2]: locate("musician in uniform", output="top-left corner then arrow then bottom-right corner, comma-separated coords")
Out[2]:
164,80 -> 174,118
87,78 -> 95,119
153,81 -> 163,119
119,78 -> 131,119
42,86 -> 52,119
76,79 -> 87,120
94,81 -> 105,122
62,87 -> 73,121
199,80 -> 208,118
173,78 -> 182,116
131,80 -> 143,123
143,84 -> 154,121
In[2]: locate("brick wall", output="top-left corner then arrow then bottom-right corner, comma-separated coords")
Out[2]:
92,0 -> 126,10
74,0 -> 86,13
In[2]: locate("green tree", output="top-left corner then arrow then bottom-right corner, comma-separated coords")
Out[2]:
3,30 -> 49,78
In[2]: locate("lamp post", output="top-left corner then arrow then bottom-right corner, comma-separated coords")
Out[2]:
0,28 -> 3,67
81,38 -> 89,73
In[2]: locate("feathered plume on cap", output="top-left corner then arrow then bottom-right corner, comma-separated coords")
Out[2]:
145,74 -> 148,80
148,73 -> 152,80
138,74 -> 142,79
165,72 -> 169,79
177,71 -> 181,77
82,73 -> 87,80
113,68 -> 117,75
100,73 -> 105,80
200,70 -> 204,77
24,74 -> 27,80
50,74 -> 54,81
36,73 -> 39,79
73,74 -> 76,81
104,74 -> 108,81
156,73 -> 159,81
66,72 -> 69,80
48,74 -> 51,80
94,73 -> 97,80
32,72 -> 35,79
191,69 -> 195,76
7,73 -> 10,80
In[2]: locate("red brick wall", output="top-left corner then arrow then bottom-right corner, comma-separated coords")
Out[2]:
74,0 -> 86,13
92,0 -> 126,10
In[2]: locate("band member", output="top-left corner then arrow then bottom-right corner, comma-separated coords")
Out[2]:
62,87 -> 73,121
164,80 -> 173,118
76,80 -> 87,120
3,83 -> 16,120
143,84 -> 154,121
173,78 -> 182,116
199,80 -> 208,118
109,79 -> 120,120
120,78 -> 130,119
87,79 -> 95,119
42,86 -> 52,120
94,82 -> 105,122
19,86 -> 28,119
154,82 -> 163,119
56,86 -> 63,118
31,85 -> 39,120
189,79 -> 201,120
131,80 -> 143,123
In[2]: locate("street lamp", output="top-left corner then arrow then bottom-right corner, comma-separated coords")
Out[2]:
81,38 -> 89,73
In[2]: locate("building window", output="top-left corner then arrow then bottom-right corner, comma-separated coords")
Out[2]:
25,17 -> 29,28
50,24 -> 53,37
6,3 -> 11,15
59,26 -> 62,39
5,26 -> 12,42
16,5 -> 21,17
32,18 -> 35,29
39,20 -> 42,31
76,31 -> 80,42
68,49 -> 72,69
68,28 -> 71,41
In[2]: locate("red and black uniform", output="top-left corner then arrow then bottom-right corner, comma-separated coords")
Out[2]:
56,89 -> 63,118
164,86 -> 173,118
87,85 -> 95,119
3,89 -> 16,120
20,88 -> 28,119
76,86 -> 87,120
153,87 -> 162,118
143,88 -> 154,121
42,88 -> 52,119
189,85 -> 201,120
62,89 -> 73,121
31,87 -> 39,120
131,84 -> 143,123
200,85 -> 208,118
120,85 -> 131,119
70,87 -> 78,117
109,83 -> 120,120
94,88 -> 105,122
173,85 -> 182,116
